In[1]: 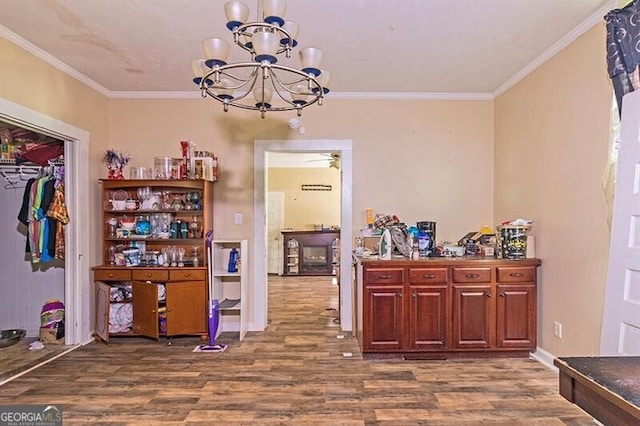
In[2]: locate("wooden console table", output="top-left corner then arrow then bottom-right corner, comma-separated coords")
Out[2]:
554,356 -> 640,426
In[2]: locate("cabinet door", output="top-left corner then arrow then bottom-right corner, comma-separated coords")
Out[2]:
166,281 -> 207,336
132,281 -> 159,339
363,284 -> 404,351
408,284 -> 448,350
452,284 -> 492,349
95,282 -> 111,343
496,283 -> 536,349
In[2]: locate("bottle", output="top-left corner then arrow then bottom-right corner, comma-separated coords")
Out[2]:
228,248 -> 239,273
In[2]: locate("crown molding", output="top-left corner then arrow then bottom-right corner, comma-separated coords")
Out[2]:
493,0 -> 618,97
109,91 -> 493,101
327,92 -> 493,101
0,25 -> 111,97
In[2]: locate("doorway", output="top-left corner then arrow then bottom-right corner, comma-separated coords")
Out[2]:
0,97 -> 91,346
254,139 -> 353,332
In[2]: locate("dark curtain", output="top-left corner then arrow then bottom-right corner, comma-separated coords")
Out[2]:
605,0 -> 640,116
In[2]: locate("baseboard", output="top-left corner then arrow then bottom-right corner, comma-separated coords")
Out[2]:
530,346 -> 558,372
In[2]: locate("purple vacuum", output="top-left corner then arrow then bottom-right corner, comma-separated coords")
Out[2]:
198,299 -> 227,352
197,230 -> 227,352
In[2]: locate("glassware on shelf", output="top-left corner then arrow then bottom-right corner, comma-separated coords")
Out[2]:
191,246 -> 200,267
177,247 -> 186,267
190,191 -> 201,210
169,246 -> 178,267
189,215 -> 200,238
161,247 -> 171,267
106,217 -> 118,238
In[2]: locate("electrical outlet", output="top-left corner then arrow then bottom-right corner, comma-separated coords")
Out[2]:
234,213 -> 242,225
554,321 -> 562,338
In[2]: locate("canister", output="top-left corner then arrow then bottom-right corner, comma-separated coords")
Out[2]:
154,157 -> 172,179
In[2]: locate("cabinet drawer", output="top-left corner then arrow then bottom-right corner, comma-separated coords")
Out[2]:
497,266 -> 536,282
364,268 -> 404,283
94,269 -> 132,281
132,269 -> 170,282
409,268 -> 448,284
170,269 -> 206,281
452,267 -> 491,283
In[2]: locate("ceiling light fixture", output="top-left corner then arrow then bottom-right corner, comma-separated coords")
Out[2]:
190,0 -> 331,119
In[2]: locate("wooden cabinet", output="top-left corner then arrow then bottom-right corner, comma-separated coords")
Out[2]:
362,267 -> 404,351
93,179 -> 213,343
408,268 -> 449,351
358,258 -> 541,358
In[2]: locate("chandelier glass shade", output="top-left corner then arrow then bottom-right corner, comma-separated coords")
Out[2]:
191,0 -> 330,118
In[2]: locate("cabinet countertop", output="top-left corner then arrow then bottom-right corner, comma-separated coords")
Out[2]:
355,256 -> 541,267
281,229 -> 340,234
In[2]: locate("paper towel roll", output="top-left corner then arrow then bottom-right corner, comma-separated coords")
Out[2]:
526,235 -> 536,258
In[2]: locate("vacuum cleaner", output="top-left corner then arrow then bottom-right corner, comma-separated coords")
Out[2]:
197,230 -> 227,352
198,299 -> 227,352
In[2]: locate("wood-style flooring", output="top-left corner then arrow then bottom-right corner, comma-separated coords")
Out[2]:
0,276 -> 596,425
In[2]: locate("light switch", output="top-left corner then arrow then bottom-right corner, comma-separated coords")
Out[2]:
234,213 -> 242,224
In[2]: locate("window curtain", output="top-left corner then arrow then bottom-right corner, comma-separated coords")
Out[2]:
605,0 -> 640,116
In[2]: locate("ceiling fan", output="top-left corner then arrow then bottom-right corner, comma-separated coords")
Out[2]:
307,153 -> 341,169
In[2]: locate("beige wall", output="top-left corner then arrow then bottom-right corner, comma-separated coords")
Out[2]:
108,98 -> 495,245
0,37 -> 110,268
495,24 -> 612,355
268,167 -> 341,230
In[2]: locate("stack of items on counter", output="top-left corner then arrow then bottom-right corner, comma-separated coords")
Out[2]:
355,209 -> 534,260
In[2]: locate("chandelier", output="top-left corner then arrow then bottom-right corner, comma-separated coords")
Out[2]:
190,0 -> 330,118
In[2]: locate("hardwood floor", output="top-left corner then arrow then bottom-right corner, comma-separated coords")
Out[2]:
0,276 -> 596,425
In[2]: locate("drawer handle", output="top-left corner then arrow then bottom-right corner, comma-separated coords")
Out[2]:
499,292 -> 506,297
466,273 -> 480,278
485,291 -> 492,298
411,292 -> 416,298
422,274 -> 436,279
378,275 -> 392,279
146,273 -> 153,278
396,292 -> 403,298
183,273 -> 192,278
146,280 -> 152,284
108,273 -> 115,278
510,273 -> 524,277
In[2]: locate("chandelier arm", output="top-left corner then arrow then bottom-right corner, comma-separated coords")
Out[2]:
267,65 -> 323,96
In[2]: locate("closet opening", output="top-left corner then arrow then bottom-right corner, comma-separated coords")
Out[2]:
0,97 -> 91,355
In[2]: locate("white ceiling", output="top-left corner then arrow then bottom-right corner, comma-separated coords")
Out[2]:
0,0 -> 614,97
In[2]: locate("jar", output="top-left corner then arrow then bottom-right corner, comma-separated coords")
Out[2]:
154,157 -> 172,179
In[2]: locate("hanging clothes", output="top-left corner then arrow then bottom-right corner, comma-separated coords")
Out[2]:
46,183 -> 69,260
17,170 -> 69,263
605,0 -> 640,115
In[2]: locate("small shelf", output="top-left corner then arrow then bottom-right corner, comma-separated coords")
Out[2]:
211,240 -> 248,341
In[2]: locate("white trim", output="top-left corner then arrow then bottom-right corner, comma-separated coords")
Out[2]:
0,97 -> 93,346
109,91 -> 493,101
254,140 -> 353,332
0,25 -> 110,97
494,0 -> 618,97
327,92 -> 493,101
530,346 -> 559,372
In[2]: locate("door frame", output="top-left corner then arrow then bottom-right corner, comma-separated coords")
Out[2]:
266,191 -> 284,275
0,97 -> 91,345
254,139 -> 353,331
